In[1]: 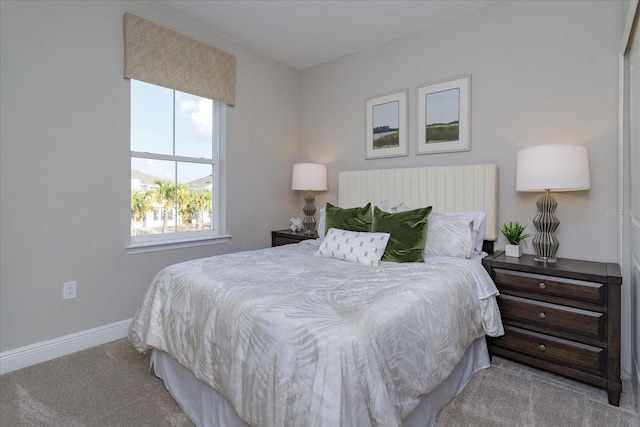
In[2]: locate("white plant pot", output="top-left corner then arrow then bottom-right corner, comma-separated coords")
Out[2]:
505,243 -> 521,257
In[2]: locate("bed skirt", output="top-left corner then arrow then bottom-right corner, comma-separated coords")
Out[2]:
151,337 -> 490,427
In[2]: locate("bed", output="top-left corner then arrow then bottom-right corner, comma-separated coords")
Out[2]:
129,164 -> 504,427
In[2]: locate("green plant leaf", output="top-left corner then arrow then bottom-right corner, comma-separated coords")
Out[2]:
500,221 -> 533,246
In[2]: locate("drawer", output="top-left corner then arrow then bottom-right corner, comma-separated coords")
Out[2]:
498,295 -> 604,340
494,268 -> 604,305
273,236 -> 301,246
493,326 -> 604,376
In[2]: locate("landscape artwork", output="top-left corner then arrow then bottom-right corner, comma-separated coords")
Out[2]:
425,88 -> 459,143
417,76 -> 470,154
373,100 -> 400,149
366,90 -> 408,159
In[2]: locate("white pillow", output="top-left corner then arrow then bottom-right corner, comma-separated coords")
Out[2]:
317,207 -> 326,239
438,211 -> 486,254
470,212 -> 487,254
424,212 -> 475,258
316,228 -> 390,267
395,206 -> 485,255
376,200 -> 411,213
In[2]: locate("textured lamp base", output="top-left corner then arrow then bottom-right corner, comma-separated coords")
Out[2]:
302,190 -> 317,235
532,190 -> 559,263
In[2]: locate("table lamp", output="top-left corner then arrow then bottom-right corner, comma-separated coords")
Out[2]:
292,163 -> 327,234
516,144 -> 591,263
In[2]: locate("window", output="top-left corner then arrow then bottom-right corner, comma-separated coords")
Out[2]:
128,80 -> 227,252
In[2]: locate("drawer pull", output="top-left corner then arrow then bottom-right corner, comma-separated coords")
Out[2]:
539,344 -> 546,351
539,282 -> 546,290
539,312 -> 546,319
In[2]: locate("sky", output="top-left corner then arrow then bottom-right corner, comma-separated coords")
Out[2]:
372,100 -> 399,129
130,80 -> 214,183
425,88 -> 459,125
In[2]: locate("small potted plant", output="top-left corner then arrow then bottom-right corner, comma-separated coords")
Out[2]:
500,221 -> 532,257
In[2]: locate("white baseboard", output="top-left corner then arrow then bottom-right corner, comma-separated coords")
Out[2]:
0,319 -> 131,375
633,351 -> 640,415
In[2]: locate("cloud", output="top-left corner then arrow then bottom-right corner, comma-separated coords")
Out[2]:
144,159 -> 172,180
179,99 -> 212,137
134,131 -> 162,141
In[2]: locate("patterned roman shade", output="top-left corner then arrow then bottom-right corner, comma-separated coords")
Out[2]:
123,12 -> 236,106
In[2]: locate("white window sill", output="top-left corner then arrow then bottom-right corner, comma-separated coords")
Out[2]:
126,234 -> 231,255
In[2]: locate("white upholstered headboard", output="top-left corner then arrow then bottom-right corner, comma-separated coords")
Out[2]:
338,164 -> 498,241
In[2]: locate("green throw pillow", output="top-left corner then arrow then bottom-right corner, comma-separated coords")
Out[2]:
372,205 -> 432,262
325,202 -> 372,234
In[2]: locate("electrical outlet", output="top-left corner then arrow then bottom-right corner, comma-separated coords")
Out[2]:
63,281 -> 77,300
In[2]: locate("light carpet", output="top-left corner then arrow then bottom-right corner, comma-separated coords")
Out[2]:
0,338 -> 637,426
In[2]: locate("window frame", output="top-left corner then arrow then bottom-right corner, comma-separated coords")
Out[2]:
126,82 -> 229,254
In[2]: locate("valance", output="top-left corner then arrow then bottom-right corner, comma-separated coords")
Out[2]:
123,12 -> 235,106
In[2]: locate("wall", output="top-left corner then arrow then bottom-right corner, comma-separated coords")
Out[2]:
0,1 -> 300,353
299,1 -> 630,373
622,0 -> 640,412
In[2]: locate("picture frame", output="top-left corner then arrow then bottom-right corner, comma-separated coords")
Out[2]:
365,90 -> 408,159
417,76 -> 470,155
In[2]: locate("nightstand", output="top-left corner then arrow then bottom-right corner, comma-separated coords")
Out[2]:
483,251 -> 622,406
271,229 -> 319,247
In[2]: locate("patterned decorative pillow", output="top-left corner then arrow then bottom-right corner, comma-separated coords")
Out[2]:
316,228 -> 390,267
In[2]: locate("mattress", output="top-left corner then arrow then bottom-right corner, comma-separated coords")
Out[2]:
130,240 -> 503,426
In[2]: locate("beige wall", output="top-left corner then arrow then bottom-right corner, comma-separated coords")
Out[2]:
299,1 -> 629,373
622,0 -> 640,412
0,1 -> 300,352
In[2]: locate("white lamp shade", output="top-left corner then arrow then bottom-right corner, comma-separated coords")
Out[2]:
292,163 -> 327,191
516,144 -> 591,192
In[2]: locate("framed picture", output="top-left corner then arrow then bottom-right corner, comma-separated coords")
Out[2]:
365,90 -> 408,159
417,76 -> 470,155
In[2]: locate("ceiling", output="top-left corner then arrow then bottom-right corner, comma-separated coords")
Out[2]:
152,1 -> 496,70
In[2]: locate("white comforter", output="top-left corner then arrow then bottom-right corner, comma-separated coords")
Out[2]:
129,241 -> 503,427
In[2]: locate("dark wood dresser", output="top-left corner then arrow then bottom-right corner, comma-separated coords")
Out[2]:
271,229 -> 318,247
482,251 -> 622,405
